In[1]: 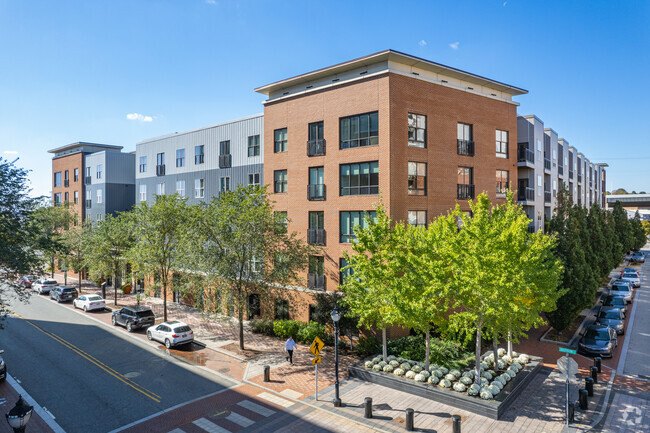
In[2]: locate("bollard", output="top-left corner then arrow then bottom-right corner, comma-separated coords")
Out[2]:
594,357 -> 602,373
568,402 -> 575,423
452,414 -> 462,433
364,397 -> 373,419
590,366 -> 598,384
263,365 -> 270,382
579,389 -> 588,410
585,378 -> 594,397
405,408 -> 414,431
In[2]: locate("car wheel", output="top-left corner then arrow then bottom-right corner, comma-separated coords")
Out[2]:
165,339 -> 171,349
147,331 -> 153,340
83,306 -> 88,312
111,316 -> 117,326
56,297 -> 61,303
126,322 -> 133,332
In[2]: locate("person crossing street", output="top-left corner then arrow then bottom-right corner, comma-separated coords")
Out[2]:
284,336 -> 297,365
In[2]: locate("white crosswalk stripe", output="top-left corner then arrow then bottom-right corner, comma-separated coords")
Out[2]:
225,411 -> 254,427
167,429 -> 185,433
193,417 -> 231,433
256,392 -> 294,408
237,400 -> 276,417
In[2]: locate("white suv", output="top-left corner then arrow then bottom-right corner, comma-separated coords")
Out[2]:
146,321 -> 194,348
32,279 -> 58,294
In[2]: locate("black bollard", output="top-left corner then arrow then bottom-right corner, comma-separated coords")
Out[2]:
585,378 -> 594,396
579,389 -> 588,410
594,357 -> 602,373
263,365 -> 270,382
568,401 -> 575,423
452,414 -> 461,433
590,366 -> 598,384
405,408 -> 414,431
364,397 -> 373,419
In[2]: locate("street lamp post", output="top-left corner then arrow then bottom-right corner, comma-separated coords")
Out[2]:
330,306 -> 341,407
5,395 -> 33,433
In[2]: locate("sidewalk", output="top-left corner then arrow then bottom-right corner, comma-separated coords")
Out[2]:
0,379 -> 55,433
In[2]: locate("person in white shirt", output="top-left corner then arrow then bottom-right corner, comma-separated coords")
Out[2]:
284,336 -> 297,365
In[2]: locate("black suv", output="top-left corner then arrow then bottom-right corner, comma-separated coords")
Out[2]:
50,286 -> 78,303
111,306 -> 155,332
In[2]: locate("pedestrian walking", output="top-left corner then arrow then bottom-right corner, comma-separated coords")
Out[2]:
284,336 -> 297,365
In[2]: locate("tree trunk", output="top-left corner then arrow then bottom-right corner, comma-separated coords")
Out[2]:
238,286 -> 245,350
114,269 -> 118,307
382,328 -> 388,362
474,327 -> 482,385
163,275 -> 168,323
507,330 -> 513,357
51,257 -> 55,278
425,330 -> 431,372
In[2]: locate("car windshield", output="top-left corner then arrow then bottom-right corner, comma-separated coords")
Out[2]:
611,285 -> 629,291
174,326 -> 191,333
623,273 -> 637,278
599,310 -> 620,319
585,329 -> 611,340
136,310 -> 154,318
606,297 -> 624,305
62,289 -> 76,293
44,281 -> 57,285
88,296 -> 102,301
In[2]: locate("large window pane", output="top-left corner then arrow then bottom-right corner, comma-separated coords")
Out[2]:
340,161 -> 379,196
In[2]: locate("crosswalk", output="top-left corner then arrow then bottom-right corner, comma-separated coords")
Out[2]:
168,393 -> 293,433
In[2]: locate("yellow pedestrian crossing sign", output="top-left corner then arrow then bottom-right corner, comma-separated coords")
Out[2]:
312,356 -> 321,365
310,336 -> 324,357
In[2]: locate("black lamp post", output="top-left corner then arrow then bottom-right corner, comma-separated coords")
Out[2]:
6,395 -> 33,433
331,306 -> 341,407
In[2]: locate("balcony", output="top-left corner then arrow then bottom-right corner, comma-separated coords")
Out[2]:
558,166 -> 564,176
307,139 -> 326,157
457,184 -> 475,200
544,191 -> 551,203
219,154 -> 232,169
85,177 -> 91,185
517,144 -> 534,164
544,158 -> 551,171
308,273 -> 326,290
589,181 -> 593,188
569,169 -> 574,179
307,184 -> 326,201
64,179 -> 69,187
156,164 -> 166,176
578,174 -> 582,183
518,187 -> 534,202
85,199 -> 91,209
457,140 -> 475,156
307,228 -> 326,246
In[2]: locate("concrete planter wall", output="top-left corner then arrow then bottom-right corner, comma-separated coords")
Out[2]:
348,356 -> 542,420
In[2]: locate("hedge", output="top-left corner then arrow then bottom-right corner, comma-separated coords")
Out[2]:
251,319 -> 331,345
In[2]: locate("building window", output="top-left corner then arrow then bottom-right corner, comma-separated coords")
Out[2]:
458,167 -> 474,200
54,172 -> 62,187
64,192 -> 69,203
85,166 -> 91,180
457,123 -> 473,154
74,168 -> 79,182
408,113 -> 426,148
85,190 -> 91,208
496,170 -> 509,195
97,189 -> 103,204
139,156 -> 147,173
274,170 -> 287,193
274,128 -> 287,153
64,170 -> 69,187
308,256 -> 325,289
248,173 -> 260,186
97,164 -> 103,180
307,121 -> 325,156
139,184 -> 147,202
408,210 -> 427,227
220,177 -> 230,192
248,135 -> 260,157
275,299 -> 290,320
194,145 -> 205,164
176,149 -> 185,167
308,166 -> 325,200
340,211 -> 377,243
219,141 -> 231,168
408,162 -> 427,196
97,214 -> 103,222
220,140 -> 230,155
308,211 -> 325,245
274,211 -> 288,233
339,258 -> 353,284
340,112 -> 378,149
496,130 -> 508,158
156,182 -> 165,195
176,180 -> 185,197
74,191 -> 79,204
340,161 -> 379,196
195,179 -> 205,198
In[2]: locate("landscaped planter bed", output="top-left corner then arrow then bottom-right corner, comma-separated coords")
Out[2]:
348,352 -> 542,420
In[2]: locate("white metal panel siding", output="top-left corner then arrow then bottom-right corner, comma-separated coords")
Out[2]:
85,152 -> 107,185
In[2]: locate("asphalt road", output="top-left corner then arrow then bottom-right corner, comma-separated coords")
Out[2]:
0,286 -> 237,433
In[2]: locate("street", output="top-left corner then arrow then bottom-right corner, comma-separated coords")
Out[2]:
0,287 -> 237,433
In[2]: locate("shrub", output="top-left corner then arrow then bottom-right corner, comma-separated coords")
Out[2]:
428,375 -> 440,385
250,319 -> 275,336
273,320 -> 302,340
373,364 -> 382,372
468,384 -> 481,396
453,382 -> 466,392
364,361 -> 374,369
449,369 -> 461,379
432,369 -> 443,378
296,321 -> 329,344
405,371 -> 416,379
497,348 -> 506,357
383,365 -> 394,373
400,362 -> 411,371
378,361 -> 387,368
411,365 -> 422,373
502,355 -> 512,365
414,373 -> 426,382
386,335 -> 468,367
488,384 -> 500,395
444,373 -> 456,382
357,336 -> 381,357
389,360 -> 400,368
460,376 -> 473,385
439,366 -> 449,375
420,371 -> 430,379
516,354 -> 530,364
372,356 -> 383,363
394,368 -> 405,376
480,388 -> 493,400
438,378 -> 451,388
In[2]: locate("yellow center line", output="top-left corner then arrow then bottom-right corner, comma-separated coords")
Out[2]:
11,310 -> 162,403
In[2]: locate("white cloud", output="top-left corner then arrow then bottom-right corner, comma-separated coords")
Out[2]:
126,113 -> 153,122
449,42 -> 460,50
3,150 -> 18,155
503,1 -> 508,6
205,0 -> 216,4
419,40 -> 427,47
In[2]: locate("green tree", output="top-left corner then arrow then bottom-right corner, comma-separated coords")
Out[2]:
30,203 -> 74,278
630,211 -> 647,251
587,203 -> 610,282
191,185 -> 312,350
612,201 -> 632,253
311,292 -> 359,349
62,223 -> 89,292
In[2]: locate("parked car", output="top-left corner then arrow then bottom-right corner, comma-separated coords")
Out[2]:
620,272 -> 641,288
50,286 -> 78,303
631,252 -> 645,263
73,295 -> 106,312
602,295 -> 628,315
146,321 -> 194,348
578,324 -> 618,358
32,279 -> 58,294
622,268 -> 640,277
595,307 -> 625,334
607,281 -> 633,303
19,275 -> 39,288
0,350 -> 5,382
111,306 -> 155,332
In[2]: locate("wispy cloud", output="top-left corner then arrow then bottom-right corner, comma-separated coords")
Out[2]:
419,40 -> 427,47
205,0 -> 216,4
503,1 -> 507,6
126,113 -> 153,122
3,150 -> 18,155
449,42 -> 460,50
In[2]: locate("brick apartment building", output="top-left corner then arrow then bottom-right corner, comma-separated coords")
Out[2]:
255,49 -> 527,321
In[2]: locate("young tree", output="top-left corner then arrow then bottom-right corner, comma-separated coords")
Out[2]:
612,201 -> 632,253
62,223 -> 89,292
30,203 -> 74,278
191,185 -> 312,350
311,292 -> 359,349
630,211 -> 647,251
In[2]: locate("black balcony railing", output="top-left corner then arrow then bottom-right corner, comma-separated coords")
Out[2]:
308,273 -> 326,290
307,139 -> 326,157
307,184 -> 326,201
518,187 -> 534,202
85,177 -> 91,185
64,179 -> 69,187
558,166 -> 564,176
156,164 -> 166,176
219,154 -> 232,168
517,144 -> 534,163
569,170 -> 574,179
85,199 -> 91,209
544,191 -> 551,203
307,228 -> 326,246
544,158 -> 551,171
457,140 -> 475,156
457,184 -> 475,200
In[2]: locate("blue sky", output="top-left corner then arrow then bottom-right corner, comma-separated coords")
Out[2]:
1,0 -> 648,197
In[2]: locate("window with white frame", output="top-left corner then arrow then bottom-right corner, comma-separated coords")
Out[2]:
176,149 -> 185,167
97,189 -> 103,204
139,156 -> 147,173
408,210 -> 427,227
97,164 -> 103,180
176,180 -> 185,197
195,178 -> 205,198
496,130 -> 508,158
139,184 -> 147,201
248,173 -> 260,186
408,113 -> 426,148
156,182 -> 165,195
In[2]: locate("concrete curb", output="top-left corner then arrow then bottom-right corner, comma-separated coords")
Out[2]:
7,374 -> 66,433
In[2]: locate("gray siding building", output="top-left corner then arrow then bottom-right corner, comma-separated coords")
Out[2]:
135,114 -> 264,205
85,150 -> 136,222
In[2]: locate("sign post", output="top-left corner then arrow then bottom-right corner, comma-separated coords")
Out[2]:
310,337 -> 324,401
558,347 -> 578,427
